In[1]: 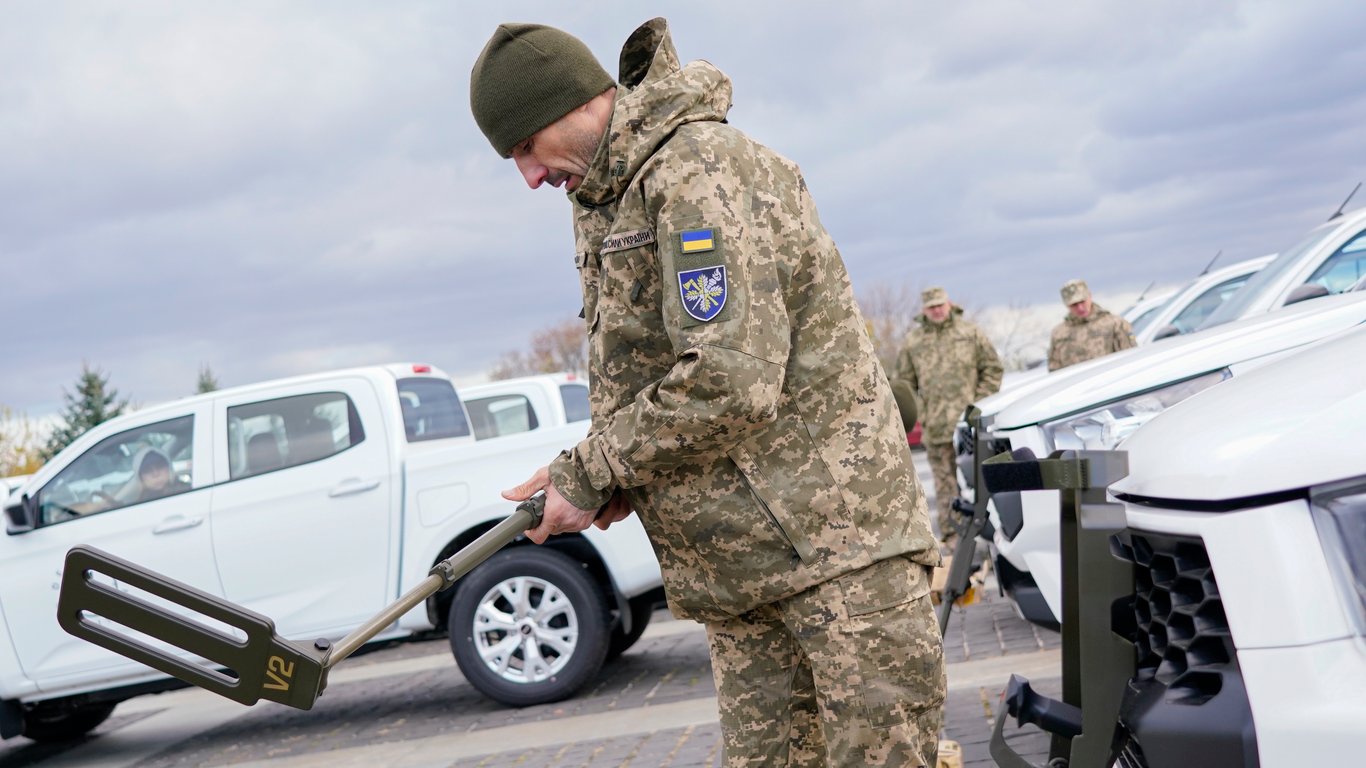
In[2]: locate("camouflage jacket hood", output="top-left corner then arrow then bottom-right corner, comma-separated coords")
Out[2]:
548,17 -> 938,622
572,18 -> 732,209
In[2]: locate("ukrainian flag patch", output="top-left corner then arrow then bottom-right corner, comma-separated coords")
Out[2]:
679,228 -> 715,253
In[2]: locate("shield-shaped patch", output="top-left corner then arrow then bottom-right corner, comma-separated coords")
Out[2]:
678,265 -> 727,322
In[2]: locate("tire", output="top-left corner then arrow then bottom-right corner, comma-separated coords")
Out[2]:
22,702 -> 116,742
449,547 -> 610,707
605,595 -> 656,661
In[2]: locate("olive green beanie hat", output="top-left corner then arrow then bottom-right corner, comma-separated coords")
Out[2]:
470,23 -> 615,158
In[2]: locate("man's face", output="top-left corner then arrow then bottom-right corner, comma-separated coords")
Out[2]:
509,108 -> 603,192
924,303 -> 951,323
1068,298 -> 1093,319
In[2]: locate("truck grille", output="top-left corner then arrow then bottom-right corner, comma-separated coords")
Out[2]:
1112,530 -> 1234,705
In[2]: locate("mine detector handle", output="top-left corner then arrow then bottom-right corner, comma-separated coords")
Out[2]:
57,494 -> 545,711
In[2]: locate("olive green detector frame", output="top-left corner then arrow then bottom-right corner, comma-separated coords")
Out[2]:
55,495 -> 545,711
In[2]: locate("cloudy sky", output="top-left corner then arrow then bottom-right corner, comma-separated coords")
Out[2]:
5,0 -> 1365,419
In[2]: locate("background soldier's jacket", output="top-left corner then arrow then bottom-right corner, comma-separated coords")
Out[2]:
891,307 -> 1003,444
547,17 -> 938,623
1046,304 -> 1136,371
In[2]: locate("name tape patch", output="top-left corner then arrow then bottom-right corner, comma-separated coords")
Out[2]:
600,228 -> 656,254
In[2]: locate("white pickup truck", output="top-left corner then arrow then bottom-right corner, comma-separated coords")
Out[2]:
0,363 -> 662,742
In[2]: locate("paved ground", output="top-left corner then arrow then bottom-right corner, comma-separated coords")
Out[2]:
0,450 -> 1062,768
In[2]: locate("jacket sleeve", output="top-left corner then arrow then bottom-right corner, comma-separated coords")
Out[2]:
1047,327 -> 1063,372
1113,317 -> 1137,353
975,329 -> 1004,399
549,136 -> 792,510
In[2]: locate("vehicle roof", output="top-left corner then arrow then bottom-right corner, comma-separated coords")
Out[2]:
1122,289 -> 1178,323
1111,322 -> 1366,501
1132,255 -> 1275,343
994,291 -> 1366,429
88,362 -> 450,429
460,372 -> 586,397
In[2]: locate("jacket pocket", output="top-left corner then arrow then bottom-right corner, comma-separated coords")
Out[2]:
729,447 -> 818,565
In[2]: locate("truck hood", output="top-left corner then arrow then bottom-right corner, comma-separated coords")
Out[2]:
994,292 -> 1366,430
1111,323 -> 1366,501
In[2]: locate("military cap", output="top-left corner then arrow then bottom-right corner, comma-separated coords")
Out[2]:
921,286 -> 949,308
1060,279 -> 1091,305
470,23 -> 615,158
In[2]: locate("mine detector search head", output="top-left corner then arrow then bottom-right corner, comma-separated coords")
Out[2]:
56,495 -> 546,711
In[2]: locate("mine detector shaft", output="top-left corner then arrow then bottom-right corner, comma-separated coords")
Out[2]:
57,495 -> 546,711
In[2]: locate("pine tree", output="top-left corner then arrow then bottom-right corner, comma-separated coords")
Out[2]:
196,364 -> 220,394
42,364 -> 129,460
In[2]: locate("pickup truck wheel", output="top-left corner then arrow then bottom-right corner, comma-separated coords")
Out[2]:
606,595 -> 655,660
22,702 -> 116,742
450,548 -> 609,707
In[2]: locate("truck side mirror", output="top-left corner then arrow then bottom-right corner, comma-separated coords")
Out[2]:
1152,323 -> 1181,341
5,494 -> 37,535
1285,283 -> 1330,306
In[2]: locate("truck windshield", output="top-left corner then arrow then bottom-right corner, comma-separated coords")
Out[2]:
1198,223 -> 1340,330
397,377 -> 472,442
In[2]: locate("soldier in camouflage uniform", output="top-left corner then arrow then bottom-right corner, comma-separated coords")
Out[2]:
892,288 -> 1002,547
1047,279 -> 1137,371
470,18 -> 945,767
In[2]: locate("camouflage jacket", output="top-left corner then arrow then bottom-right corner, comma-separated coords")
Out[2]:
547,18 -> 937,622
1047,304 -> 1136,371
892,308 -> 1003,443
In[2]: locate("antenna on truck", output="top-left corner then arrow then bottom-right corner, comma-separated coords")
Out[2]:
1329,182 -> 1361,221
1198,250 -> 1223,276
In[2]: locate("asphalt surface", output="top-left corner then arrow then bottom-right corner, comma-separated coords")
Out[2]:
0,451 -> 1061,768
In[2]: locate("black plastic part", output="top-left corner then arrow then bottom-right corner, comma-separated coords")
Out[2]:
1003,674 -> 1083,738
1117,673 -> 1259,767
996,490 -> 1026,541
0,699 -> 21,740
994,555 -> 1060,631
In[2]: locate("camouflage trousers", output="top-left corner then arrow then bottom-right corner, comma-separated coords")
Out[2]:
706,555 -> 946,767
925,441 -> 958,541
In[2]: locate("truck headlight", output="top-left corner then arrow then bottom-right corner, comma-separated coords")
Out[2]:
1311,479 -> 1366,637
1041,369 -> 1230,451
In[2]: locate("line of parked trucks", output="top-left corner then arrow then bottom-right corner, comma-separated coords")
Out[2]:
959,202 -> 1366,766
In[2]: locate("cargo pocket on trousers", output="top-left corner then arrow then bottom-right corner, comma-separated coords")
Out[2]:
839,557 -> 942,729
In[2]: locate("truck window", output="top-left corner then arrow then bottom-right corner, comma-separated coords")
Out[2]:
36,415 -> 195,526
1168,273 -> 1256,334
228,392 -> 364,479
559,383 -> 591,423
396,377 -> 471,442
465,394 -> 540,440
1305,230 -> 1366,295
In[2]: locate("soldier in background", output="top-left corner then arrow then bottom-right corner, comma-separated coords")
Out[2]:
1047,279 -> 1136,371
893,288 -> 1003,549
471,18 -> 944,766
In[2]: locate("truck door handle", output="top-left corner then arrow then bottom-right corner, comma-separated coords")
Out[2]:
328,478 -> 381,498
153,515 -> 204,535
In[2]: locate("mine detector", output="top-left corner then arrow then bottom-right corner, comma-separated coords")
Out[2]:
980,447 -> 1136,768
56,495 -> 546,710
